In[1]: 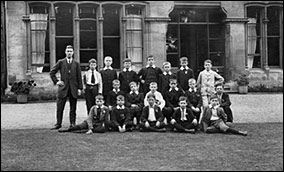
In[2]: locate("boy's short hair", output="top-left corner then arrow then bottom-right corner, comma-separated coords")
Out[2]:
112,79 -> 120,85
149,82 -> 157,86
104,56 -> 112,60
95,95 -> 104,100
169,78 -> 177,83
123,58 -> 131,63
180,56 -> 188,62
66,45 -> 73,49
129,81 -> 137,87
116,95 -> 125,101
188,78 -> 196,84
88,58 -> 97,64
204,59 -> 212,64
215,83 -> 224,88
179,96 -> 187,102
209,94 -> 218,101
147,55 -> 154,59
147,93 -> 156,99
163,61 -> 171,67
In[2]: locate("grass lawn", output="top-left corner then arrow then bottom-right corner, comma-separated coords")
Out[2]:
1,123 -> 283,171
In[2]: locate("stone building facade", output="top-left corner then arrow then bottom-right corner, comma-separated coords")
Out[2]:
2,1 -> 283,99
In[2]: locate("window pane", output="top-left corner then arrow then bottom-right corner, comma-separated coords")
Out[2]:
55,4 -> 73,36
80,31 -> 97,48
209,39 -> 224,52
267,6 -> 281,36
167,54 -> 179,67
103,38 -> 120,68
103,5 -> 120,36
30,3 -> 49,14
179,8 -> 207,23
210,53 -> 223,66
56,38 -> 73,62
209,8 -> 225,22
79,5 -> 96,18
126,48 -> 142,63
126,5 -> 142,15
80,50 -> 97,64
268,38 -> 280,66
209,25 -> 224,38
252,55 -> 261,68
169,8 -> 179,23
247,6 -> 262,36
80,20 -> 96,30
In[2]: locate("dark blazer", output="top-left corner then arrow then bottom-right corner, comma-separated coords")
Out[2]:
176,68 -> 194,92
164,88 -> 185,108
138,67 -> 163,85
118,70 -> 139,94
201,106 -> 227,125
140,105 -> 164,122
106,90 -> 125,107
111,106 -> 132,127
172,108 -> 195,123
125,92 -> 144,108
100,69 -> 117,96
158,73 -> 175,96
50,58 -> 83,99
86,105 -> 109,128
215,92 -> 233,122
185,89 -> 202,109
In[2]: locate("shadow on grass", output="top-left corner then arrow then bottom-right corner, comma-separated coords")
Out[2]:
1,123 -> 283,171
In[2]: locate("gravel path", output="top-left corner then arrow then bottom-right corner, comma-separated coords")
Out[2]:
1,93 -> 283,130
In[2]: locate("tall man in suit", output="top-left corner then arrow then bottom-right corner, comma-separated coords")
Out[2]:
50,45 -> 83,130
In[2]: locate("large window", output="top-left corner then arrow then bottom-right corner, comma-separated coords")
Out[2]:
167,7 -> 225,76
27,2 -> 145,72
246,4 -> 283,69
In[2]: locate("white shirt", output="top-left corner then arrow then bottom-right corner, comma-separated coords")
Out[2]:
116,105 -> 125,109
169,87 -> 179,92
163,71 -> 172,75
123,68 -> 132,72
188,87 -> 197,92
66,58 -> 73,64
146,64 -> 156,68
113,88 -> 121,94
144,91 -> 165,109
130,91 -> 139,95
180,66 -> 189,71
209,104 -> 220,121
180,108 -> 187,121
85,69 -> 103,94
148,107 -> 156,121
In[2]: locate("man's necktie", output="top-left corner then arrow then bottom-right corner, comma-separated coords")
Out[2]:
91,70 -> 95,84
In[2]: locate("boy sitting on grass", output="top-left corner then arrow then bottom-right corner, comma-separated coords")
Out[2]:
201,95 -> 247,136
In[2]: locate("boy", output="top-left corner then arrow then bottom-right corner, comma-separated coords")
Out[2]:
58,95 -> 109,134
163,78 -> 185,125
106,79 -> 125,112
100,56 -> 118,100
158,61 -> 175,97
144,82 -> 165,110
176,57 -> 194,92
215,83 -> 233,123
108,95 -> 134,132
125,81 -> 144,129
170,96 -> 198,133
140,93 -> 166,132
83,58 -> 103,115
138,55 -> 163,95
185,78 -> 202,123
196,59 -> 224,108
119,58 -> 139,94
201,95 -> 247,136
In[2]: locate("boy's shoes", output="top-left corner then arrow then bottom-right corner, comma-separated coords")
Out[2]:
184,129 -> 195,134
239,131 -> 248,136
156,128 -> 166,132
69,123 -> 75,128
58,128 -> 69,132
51,124 -> 61,130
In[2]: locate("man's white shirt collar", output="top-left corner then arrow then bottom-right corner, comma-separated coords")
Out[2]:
188,88 -> 197,92
163,71 -> 172,75
180,66 -> 189,70
103,66 -> 113,70
123,68 -> 132,72
116,105 -> 125,109
169,87 -> 179,92
146,64 -> 156,68
66,58 -> 73,63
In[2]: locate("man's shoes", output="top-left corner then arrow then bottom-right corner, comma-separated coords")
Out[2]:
51,124 -> 61,130
239,131 -> 248,136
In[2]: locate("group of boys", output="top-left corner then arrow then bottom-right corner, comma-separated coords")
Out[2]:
58,55 -> 247,136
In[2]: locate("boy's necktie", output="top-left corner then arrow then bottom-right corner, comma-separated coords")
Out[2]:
91,70 -> 95,84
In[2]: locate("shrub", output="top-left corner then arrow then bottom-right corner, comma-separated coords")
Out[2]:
10,80 -> 37,95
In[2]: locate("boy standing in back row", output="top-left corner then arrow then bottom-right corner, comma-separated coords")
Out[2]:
176,57 -> 194,93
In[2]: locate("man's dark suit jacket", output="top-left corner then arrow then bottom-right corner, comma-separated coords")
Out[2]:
50,58 -> 83,99
140,105 -> 164,122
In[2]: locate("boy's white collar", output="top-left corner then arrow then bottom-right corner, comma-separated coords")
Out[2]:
163,71 -> 172,75
180,66 -> 189,70
116,105 -> 125,109
123,68 -> 132,72
104,66 -> 113,70
146,64 -> 156,68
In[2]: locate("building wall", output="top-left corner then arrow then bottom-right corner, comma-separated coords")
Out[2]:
3,1 -> 283,100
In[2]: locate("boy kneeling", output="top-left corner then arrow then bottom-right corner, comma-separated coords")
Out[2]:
170,96 -> 197,133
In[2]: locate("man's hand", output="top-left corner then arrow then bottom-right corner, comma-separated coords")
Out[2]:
141,80 -> 145,84
56,81 -> 64,87
156,121 -> 160,127
170,119 -> 176,125
192,119 -> 198,125
86,129 -> 93,134
78,89 -> 82,96
145,121 -> 150,128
